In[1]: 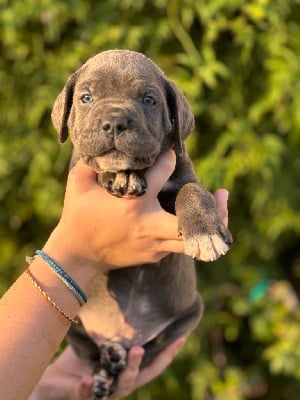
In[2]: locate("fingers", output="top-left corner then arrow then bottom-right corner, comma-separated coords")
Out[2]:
109,347 -> 144,399
135,337 -> 186,389
162,239 -> 185,255
110,338 -> 185,399
214,189 -> 229,227
146,210 -> 182,240
144,150 -> 176,198
67,150 -> 176,200
53,339 -> 184,400
67,160 -> 98,193
70,150 -> 176,198
74,376 -> 94,399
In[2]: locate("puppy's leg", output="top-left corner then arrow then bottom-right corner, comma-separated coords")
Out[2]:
160,152 -> 232,262
140,294 -> 203,368
175,182 -> 233,262
67,318 -> 100,361
93,340 -> 129,399
68,320 -> 128,400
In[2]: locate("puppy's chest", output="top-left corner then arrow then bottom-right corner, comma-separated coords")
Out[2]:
158,180 -> 179,214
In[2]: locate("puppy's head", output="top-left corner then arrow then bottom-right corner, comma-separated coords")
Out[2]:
52,50 -> 194,196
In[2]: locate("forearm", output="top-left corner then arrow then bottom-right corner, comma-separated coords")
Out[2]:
0,255 -> 92,400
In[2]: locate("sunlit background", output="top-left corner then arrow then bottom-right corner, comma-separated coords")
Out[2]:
1,0 -> 300,398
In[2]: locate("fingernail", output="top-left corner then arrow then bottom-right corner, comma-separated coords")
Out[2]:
79,376 -> 93,396
176,336 -> 186,349
131,346 -> 145,359
221,189 -> 229,201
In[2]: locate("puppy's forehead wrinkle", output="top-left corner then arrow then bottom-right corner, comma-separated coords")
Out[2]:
75,52 -> 166,98
84,49 -> 165,77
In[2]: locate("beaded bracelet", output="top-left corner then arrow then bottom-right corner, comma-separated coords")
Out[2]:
26,249 -> 88,306
26,268 -> 78,324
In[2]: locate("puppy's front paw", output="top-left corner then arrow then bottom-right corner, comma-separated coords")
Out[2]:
98,171 -> 147,197
184,232 -> 232,262
176,183 -> 233,262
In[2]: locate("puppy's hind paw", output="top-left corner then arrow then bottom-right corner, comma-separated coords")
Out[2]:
99,341 -> 127,376
92,370 -> 114,400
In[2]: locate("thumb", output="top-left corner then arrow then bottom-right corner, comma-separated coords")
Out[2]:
74,375 -> 93,399
214,189 -> 229,227
67,159 -> 99,193
144,150 -> 176,198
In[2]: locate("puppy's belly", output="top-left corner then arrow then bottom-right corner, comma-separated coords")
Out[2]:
78,273 -> 136,342
78,270 -> 179,347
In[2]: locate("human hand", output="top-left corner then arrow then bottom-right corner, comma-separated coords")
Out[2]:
43,150 -> 230,282
214,188 -> 229,227
109,337 -> 186,399
44,150 -> 184,275
29,339 -> 186,400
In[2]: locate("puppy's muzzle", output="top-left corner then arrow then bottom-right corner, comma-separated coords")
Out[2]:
100,114 -> 131,137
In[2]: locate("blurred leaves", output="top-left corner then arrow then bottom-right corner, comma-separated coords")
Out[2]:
1,0 -> 300,398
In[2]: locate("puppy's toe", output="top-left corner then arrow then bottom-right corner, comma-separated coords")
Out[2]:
99,171 -> 146,197
184,234 -> 231,262
99,341 -> 127,376
127,172 -> 147,196
109,172 -> 128,197
93,369 -> 113,400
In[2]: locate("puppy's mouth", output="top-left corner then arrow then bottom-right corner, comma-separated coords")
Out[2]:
84,149 -> 156,173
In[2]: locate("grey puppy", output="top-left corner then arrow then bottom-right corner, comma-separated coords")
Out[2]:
51,49 -> 232,399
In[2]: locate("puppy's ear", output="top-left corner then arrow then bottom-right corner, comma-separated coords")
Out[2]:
51,71 -> 79,143
165,80 -> 195,156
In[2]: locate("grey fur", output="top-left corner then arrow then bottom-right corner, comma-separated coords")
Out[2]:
51,50 -> 233,399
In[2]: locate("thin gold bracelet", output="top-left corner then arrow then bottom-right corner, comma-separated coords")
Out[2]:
26,268 -> 78,324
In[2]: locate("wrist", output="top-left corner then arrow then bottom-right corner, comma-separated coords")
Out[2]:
42,226 -> 101,293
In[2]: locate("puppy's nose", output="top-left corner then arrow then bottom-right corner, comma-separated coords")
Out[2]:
100,116 -> 129,136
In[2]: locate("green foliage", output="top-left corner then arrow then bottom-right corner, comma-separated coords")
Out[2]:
1,0 -> 300,398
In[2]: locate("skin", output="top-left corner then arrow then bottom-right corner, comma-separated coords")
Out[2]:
29,339 -> 186,400
0,150 -> 229,400
29,190 -> 229,400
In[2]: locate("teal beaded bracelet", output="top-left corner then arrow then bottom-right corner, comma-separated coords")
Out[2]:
26,249 -> 88,306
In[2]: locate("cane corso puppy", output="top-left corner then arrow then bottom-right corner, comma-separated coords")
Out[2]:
51,49 -> 232,399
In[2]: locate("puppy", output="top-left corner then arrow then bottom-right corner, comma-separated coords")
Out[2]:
51,50 -> 233,399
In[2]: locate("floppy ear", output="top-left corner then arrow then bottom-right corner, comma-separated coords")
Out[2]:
165,80 -> 195,156
51,71 -> 79,143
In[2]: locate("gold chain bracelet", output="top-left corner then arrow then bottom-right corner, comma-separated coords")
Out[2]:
26,268 -> 78,324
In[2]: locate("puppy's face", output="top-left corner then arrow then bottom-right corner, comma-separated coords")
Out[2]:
69,59 -> 173,172
51,50 -> 195,196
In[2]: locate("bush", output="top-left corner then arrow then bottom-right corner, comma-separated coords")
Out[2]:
1,0 -> 300,398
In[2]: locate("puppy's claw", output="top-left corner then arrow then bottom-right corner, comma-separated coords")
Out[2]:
184,238 -> 200,260
92,369 -> 113,400
184,234 -> 230,262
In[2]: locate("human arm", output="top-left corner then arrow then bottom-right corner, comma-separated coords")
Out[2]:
0,148 -> 229,400
28,189 -> 230,400
0,150 -> 184,400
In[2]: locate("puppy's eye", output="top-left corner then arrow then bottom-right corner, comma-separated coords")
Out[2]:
143,95 -> 156,106
80,94 -> 93,103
